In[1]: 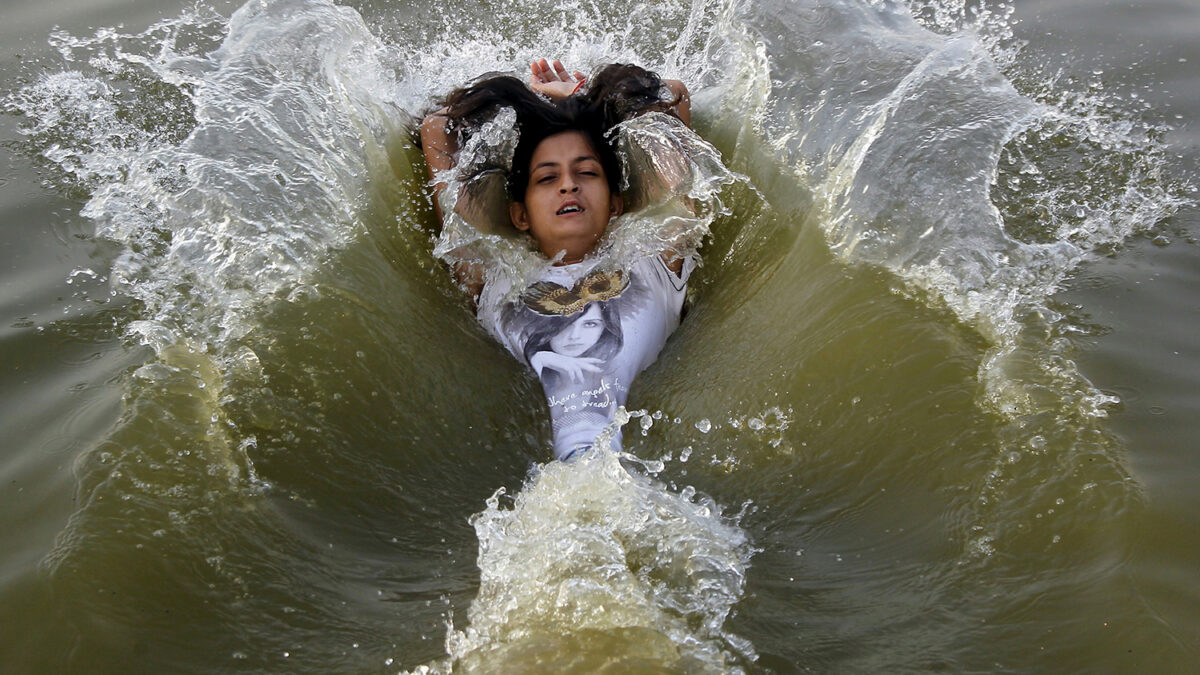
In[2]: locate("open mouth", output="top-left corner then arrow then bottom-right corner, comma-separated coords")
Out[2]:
556,204 -> 583,215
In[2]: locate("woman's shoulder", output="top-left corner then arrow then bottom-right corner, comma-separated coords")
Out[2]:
640,253 -> 695,291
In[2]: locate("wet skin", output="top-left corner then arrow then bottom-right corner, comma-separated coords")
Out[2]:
508,131 -> 623,264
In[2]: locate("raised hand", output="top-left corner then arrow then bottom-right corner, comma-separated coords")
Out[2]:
529,58 -> 586,100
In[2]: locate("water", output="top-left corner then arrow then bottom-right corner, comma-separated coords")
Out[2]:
2,0 -> 1198,671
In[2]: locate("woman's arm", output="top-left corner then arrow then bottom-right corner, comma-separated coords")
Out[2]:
530,351 -> 604,382
662,79 -> 691,127
658,79 -> 693,275
419,110 -> 486,300
419,109 -> 457,222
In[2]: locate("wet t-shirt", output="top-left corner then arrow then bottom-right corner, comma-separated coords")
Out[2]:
478,255 -> 694,460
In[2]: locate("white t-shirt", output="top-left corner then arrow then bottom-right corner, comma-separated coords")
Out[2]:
478,255 -> 694,460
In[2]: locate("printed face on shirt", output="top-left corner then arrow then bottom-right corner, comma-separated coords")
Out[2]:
549,302 -> 605,357
509,131 -> 623,264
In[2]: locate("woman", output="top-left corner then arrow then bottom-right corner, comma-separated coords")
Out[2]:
523,300 -> 624,385
420,59 -> 697,460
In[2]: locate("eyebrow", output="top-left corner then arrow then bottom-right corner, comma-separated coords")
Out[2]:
531,155 -> 601,172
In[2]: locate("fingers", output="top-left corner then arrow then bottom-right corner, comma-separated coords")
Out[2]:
531,59 -> 580,83
564,358 -> 604,382
572,358 -> 604,379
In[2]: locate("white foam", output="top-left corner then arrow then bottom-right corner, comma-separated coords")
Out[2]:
422,439 -> 755,672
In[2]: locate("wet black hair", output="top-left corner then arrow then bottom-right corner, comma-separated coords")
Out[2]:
436,63 -> 679,203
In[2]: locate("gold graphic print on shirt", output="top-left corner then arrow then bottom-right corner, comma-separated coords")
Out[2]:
521,268 -> 628,316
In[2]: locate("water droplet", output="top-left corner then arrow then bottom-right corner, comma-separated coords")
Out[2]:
695,419 -> 711,433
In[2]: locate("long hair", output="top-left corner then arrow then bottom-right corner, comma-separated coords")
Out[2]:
521,300 -> 623,367
434,64 -> 680,203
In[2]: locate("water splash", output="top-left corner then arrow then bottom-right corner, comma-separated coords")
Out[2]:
6,0 -> 410,359
703,0 -> 1183,415
414,434 -> 756,673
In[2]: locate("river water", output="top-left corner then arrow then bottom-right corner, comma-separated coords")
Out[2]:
1,0 -> 1197,672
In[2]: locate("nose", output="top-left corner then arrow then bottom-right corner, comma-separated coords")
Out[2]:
558,174 -> 579,193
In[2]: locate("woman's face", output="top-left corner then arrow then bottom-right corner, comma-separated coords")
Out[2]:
550,303 -> 606,357
509,131 -> 623,264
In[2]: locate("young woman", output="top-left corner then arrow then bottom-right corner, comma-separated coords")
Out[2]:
420,59 -> 697,460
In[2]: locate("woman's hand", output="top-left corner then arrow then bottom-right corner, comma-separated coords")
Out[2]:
530,350 -> 604,382
529,59 -> 586,100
